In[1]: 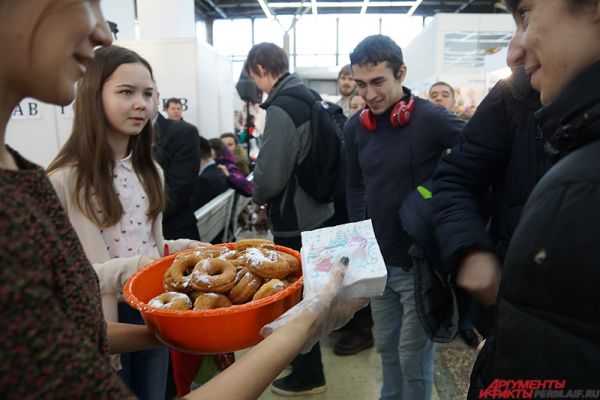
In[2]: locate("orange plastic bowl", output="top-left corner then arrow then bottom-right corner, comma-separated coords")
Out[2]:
123,244 -> 303,354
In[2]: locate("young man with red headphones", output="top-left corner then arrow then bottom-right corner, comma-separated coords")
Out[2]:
344,35 -> 464,400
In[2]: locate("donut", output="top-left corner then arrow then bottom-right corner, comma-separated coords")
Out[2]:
190,258 -> 236,293
228,268 -> 263,304
163,252 -> 205,292
252,279 -> 289,301
193,293 -> 232,310
188,290 -> 207,302
148,292 -> 192,310
284,274 -> 301,284
218,249 -> 240,260
236,247 -> 298,279
234,238 -> 276,251
196,245 -> 239,260
276,251 -> 301,274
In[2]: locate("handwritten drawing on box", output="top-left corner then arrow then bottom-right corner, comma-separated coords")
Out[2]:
301,220 -> 387,299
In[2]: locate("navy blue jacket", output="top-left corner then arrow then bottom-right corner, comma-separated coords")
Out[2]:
345,91 -> 464,266
432,72 -> 545,271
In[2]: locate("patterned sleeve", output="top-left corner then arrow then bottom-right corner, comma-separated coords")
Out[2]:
0,170 -> 136,399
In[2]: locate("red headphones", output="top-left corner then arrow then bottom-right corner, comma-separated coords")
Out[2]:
359,96 -> 415,132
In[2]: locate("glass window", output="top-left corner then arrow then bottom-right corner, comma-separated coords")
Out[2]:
295,15 -> 337,57
338,14 -> 380,56
214,14 -> 427,72
380,15 -> 425,48
295,54 -> 337,68
254,15 -> 295,49
443,31 -> 512,67
214,19 -> 253,56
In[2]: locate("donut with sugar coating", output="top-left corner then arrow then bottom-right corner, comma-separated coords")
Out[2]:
252,279 -> 289,301
148,292 -> 192,310
228,268 -> 263,304
193,293 -> 232,310
234,238 -> 275,251
163,252 -> 205,292
236,247 -> 298,279
190,258 -> 236,293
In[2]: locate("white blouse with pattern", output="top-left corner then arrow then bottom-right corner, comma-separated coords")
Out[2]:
100,153 -> 160,260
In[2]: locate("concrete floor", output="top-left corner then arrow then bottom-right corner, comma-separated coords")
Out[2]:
237,332 -> 477,400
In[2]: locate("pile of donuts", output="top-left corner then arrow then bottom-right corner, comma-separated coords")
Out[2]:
148,239 -> 301,311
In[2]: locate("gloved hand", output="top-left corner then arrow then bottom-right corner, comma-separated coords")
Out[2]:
260,256 -> 368,354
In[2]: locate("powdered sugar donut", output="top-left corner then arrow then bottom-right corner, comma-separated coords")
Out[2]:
276,250 -> 300,274
148,292 -> 192,310
163,252 -> 205,292
193,293 -> 232,310
234,238 -> 276,251
196,245 -> 239,260
190,258 -> 236,293
252,279 -> 289,301
236,247 -> 298,279
228,267 -> 263,304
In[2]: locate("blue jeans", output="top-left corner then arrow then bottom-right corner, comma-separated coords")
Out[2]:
371,266 -> 434,400
117,302 -> 169,400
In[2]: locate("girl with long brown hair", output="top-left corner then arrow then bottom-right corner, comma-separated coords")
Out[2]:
0,1 -> 361,398
47,45 -> 201,400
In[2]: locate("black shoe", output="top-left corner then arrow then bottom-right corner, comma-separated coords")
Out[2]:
333,332 -> 374,356
458,328 -> 480,349
271,374 -> 326,396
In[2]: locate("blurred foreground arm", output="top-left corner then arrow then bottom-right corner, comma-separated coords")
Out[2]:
106,322 -> 162,354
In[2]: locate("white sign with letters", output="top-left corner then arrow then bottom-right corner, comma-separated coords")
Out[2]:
56,102 -> 75,119
11,99 -> 42,120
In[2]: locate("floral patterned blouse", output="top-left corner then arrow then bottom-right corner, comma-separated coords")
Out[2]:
100,153 -> 160,260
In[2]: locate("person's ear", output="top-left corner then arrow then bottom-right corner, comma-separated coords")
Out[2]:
256,65 -> 267,78
396,65 -> 407,82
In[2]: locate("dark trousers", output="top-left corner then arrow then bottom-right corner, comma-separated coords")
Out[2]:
341,304 -> 373,334
274,234 -> 325,383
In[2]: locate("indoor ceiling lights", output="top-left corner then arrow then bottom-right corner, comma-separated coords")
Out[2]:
264,1 -> 421,11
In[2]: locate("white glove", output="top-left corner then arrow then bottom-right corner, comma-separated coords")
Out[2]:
260,257 -> 368,354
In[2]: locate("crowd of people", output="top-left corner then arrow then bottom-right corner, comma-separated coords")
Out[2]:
1,0 -> 600,399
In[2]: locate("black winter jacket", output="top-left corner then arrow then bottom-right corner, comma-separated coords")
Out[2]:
471,61 -> 600,397
154,114 -> 200,239
433,69 -> 545,270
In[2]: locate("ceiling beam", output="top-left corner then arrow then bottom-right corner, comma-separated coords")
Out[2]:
311,0 -> 318,14
407,0 -> 423,16
454,0 -> 477,13
360,0 -> 369,15
195,0 -> 500,19
258,0 -> 275,18
269,1 -> 414,8
205,0 -> 228,18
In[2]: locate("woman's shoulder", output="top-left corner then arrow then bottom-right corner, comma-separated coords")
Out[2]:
47,163 -> 78,187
